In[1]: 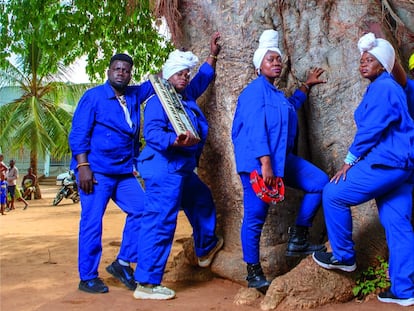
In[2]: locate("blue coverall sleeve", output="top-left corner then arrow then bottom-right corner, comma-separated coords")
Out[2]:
238,89 -> 271,160
349,80 -> 401,158
143,97 -> 176,152
69,92 -> 95,157
129,80 -> 155,103
405,79 -> 414,119
287,89 -> 307,110
186,63 -> 215,100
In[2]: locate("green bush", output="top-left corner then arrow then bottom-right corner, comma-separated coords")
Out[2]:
352,256 -> 390,299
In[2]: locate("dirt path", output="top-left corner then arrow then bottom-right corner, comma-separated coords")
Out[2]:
0,183 -> 409,310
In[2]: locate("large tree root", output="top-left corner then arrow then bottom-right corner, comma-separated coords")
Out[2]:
234,256 -> 355,310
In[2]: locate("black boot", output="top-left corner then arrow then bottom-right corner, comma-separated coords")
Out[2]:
285,225 -> 327,257
246,263 -> 270,294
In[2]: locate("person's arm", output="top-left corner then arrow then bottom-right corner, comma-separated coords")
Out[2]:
0,162 -> 7,172
185,32 -> 221,100
69,91 -> 96,194
298,67 -> 326,95
392,59 -> 407,87
205,32 -> 221,68
10,168 -> 18,182
259,155 -> 275,187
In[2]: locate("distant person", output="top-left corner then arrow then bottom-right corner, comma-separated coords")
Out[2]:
13,184 -> 29,210
69,53 -> 154,294
0,154 -> 7,174
22,167 -> 37,200
6,159 -> 18,210
0,172 -> 7,215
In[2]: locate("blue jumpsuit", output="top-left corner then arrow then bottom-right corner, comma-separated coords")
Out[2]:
232,75 -> 329,264
405,78 -> 414,119
69,81 -> 153,281
135,63 -> 219,285
323,72 -> 414,298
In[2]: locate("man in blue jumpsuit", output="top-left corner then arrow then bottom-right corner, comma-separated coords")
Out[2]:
133,32 -> 223,300
69,53 -> 153,294
312,33 -> 414,307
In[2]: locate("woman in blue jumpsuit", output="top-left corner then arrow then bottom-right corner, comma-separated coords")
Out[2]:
312,33 -> 414,307
231,29 -> 329,293
133,33 -> 223,300
69,54 -> 153,293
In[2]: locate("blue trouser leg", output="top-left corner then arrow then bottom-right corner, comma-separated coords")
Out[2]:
78,173 -> 113,281
284,153 -> 329,227
240,173 -> 268,264
376,183 -> 414,298
323,161 -> 413,266
78,173 -> 144,280
181,172 -> 218,257
111,175 -> 145,263
135,163 -> 182,285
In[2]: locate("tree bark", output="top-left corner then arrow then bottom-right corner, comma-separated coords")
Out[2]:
160,0 -> 414,309
30,150 -> 42,199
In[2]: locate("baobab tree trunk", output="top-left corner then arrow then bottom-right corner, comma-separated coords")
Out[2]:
157,0 -> 414,309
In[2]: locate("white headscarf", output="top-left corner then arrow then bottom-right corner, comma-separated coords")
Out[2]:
253,29 -> 282,70
162,50 -> 199,80
357,32 -> 395,73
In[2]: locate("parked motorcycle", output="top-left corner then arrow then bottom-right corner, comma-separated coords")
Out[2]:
53,170 -> 80,206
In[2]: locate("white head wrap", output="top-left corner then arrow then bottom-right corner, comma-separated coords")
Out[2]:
357,32 -> 395,73
162,50 -> 199,80
253,29 -> 282,70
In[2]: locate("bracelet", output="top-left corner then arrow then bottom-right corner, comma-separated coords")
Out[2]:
302,82 -> 310,91
209,54 -> 218,60
76,162 -> 90,169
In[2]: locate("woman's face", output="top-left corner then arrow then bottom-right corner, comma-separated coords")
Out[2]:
359,52 -> 384,81
259,51 -> 282,82
168,69 -> 190,93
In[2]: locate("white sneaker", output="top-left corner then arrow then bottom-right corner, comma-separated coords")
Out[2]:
133,284 -> 176,300
378,291 -> 414,307
198,236 -> 224,268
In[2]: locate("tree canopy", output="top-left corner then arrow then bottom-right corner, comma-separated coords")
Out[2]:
0,0 -> 173,187
0,0 -> 173,82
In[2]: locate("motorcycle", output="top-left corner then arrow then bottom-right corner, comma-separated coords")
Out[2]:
53,170 -> 80,206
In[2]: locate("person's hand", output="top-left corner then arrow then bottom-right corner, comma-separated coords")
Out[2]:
173,130 -> 200,147
330,163 -> 352,184
210,31 -> 221,57
305,67 -> 327,88
78,166 -> 97,194
261,161 -> 277,187
367,22 -> 384,39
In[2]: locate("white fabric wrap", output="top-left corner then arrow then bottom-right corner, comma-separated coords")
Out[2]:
357,32 -> 395,73
253,29 -> 282,70
162,50 -> 199,80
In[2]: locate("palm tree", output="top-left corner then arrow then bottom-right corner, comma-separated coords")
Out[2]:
0,39 -> 88,198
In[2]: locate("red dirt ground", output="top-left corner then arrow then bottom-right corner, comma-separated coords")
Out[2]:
0,184 -> 409,311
